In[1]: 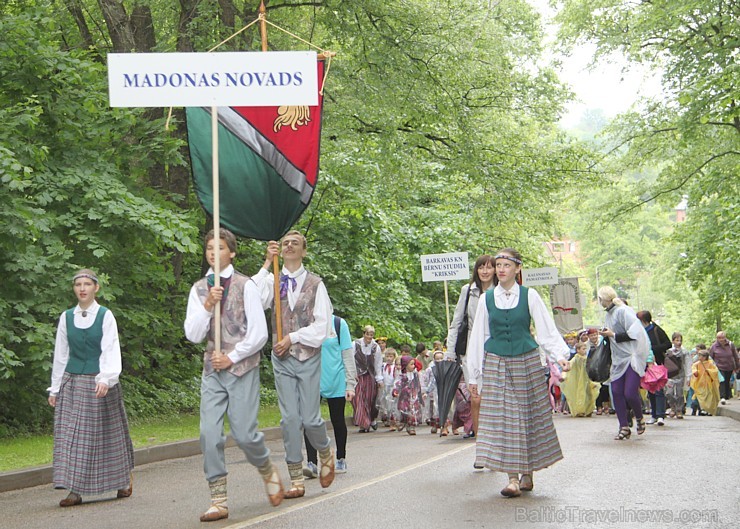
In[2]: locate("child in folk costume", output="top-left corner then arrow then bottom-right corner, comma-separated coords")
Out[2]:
423,351 -> 445,434
394,355 -> 425,435
691,345 -> 720,416
48,269 -> 134,508
547,359 -> 565,413
254,231 -> 336,500
185,228 -> 283,521
560,342 -> 600,417
451,369 -> 475,437
379,348 -> 399,430
665,332 -> 691,418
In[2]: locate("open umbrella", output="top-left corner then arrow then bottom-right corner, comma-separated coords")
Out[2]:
432,360 -> 464,435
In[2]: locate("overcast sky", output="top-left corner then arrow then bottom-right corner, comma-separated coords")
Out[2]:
528,0 -> 663,128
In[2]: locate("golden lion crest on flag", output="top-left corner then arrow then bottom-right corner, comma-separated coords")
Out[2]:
273,106 -> 311,132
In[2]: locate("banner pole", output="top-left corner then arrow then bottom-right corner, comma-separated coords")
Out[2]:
258,0 -> 283,343
212,106 -> 222,356
444,280 -> 450,330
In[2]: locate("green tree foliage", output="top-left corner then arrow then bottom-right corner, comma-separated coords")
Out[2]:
0,0 -> 593,434
0,9 -> 200,432
555,0 -> 740,337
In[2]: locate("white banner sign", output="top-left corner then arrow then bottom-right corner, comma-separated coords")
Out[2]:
108,51 -> 318,107
420,252 -> 469,282
521,267 -> 559,286
549,277 -> 584,334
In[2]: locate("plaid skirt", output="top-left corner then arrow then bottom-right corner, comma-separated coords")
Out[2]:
474,350 -> 563,474
53,373 -> 134,495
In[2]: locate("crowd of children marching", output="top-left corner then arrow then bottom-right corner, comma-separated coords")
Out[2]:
356,326 -> 737,439
371,339 -> 475,437
546,328 -> 738,421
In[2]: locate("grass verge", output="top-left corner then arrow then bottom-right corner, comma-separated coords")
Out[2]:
0,404 -> 295,473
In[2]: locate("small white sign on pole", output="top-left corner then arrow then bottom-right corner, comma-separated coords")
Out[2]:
108,51 -> 318,107
522,267 -> 559,286
420,252 -> 470,282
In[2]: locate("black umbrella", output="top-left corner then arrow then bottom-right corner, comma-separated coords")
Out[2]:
432,360 -> 464,434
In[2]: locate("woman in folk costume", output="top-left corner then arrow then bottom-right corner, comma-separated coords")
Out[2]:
394,355 -> 424,435
467,249 -> 570,498
352,325 -> 383,432
691,346 -> 720,416
47,269 -> 134,507
561,342 -> 600,417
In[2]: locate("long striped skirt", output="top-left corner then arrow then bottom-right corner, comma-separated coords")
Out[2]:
53,373 -> 134,495
474,350 -> 563,474
352,372 -> 378,430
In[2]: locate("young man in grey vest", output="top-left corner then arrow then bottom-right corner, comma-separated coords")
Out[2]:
185,228 -> 284,521
254,230 -> 335,498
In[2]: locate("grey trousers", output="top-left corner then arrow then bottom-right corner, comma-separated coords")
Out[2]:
272,353 -> 331,464
200,368 -> 270,482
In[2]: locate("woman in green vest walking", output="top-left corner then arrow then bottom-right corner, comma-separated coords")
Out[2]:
47,269 -> 134,507
466,249 -> 570,498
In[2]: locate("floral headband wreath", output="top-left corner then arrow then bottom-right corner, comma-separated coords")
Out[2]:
73,272 -> 98,284
494,254 -> 523,265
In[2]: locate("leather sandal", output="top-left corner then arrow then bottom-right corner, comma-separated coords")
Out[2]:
284,483 -> 305,499
519,474 -> 534,492
262,466 -> 284,506
200,504 -> 228,522
614,426 -> 631,440
319,451 -> 335,488
500,478 -> 521,498
59,492 -> 82,507
636,417 -> 646,435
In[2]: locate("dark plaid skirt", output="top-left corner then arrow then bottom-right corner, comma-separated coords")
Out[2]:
53,373 -> 134,495
474,349 -> 563,474
352,372 -> 378,429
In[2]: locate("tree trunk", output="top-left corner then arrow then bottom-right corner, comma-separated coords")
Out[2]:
63,0 -> 96,52
97,0 -> 136,52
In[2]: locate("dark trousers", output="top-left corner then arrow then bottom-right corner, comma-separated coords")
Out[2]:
719,370 -> 733,400
596,384 -> 610,408
305,397 -> 348,464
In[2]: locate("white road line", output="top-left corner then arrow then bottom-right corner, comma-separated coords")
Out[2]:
223,443 -> 474,528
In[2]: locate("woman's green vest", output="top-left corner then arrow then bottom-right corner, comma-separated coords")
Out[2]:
483,287 -> 538,357
64,307 -> 107,374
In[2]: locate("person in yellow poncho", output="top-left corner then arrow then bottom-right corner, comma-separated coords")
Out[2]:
690,346 -> 720,416
561,342 -> 600,417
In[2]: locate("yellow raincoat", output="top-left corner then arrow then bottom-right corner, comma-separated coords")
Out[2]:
561,354 -> 600,417
690,358 -> 720,416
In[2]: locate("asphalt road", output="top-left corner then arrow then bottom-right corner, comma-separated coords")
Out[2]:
2,410 -> 739,529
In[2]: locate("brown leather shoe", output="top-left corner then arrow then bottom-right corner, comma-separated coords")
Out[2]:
319,451 -> 335,488
59,492 -> 82,507
117,473 -> 133,498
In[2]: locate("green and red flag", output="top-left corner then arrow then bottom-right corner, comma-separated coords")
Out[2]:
186,60 -> 324,240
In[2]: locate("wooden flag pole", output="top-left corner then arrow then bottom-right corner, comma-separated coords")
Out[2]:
259,0 -> 283,343
444,280 -> 451,330
212,106 -> 222,356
